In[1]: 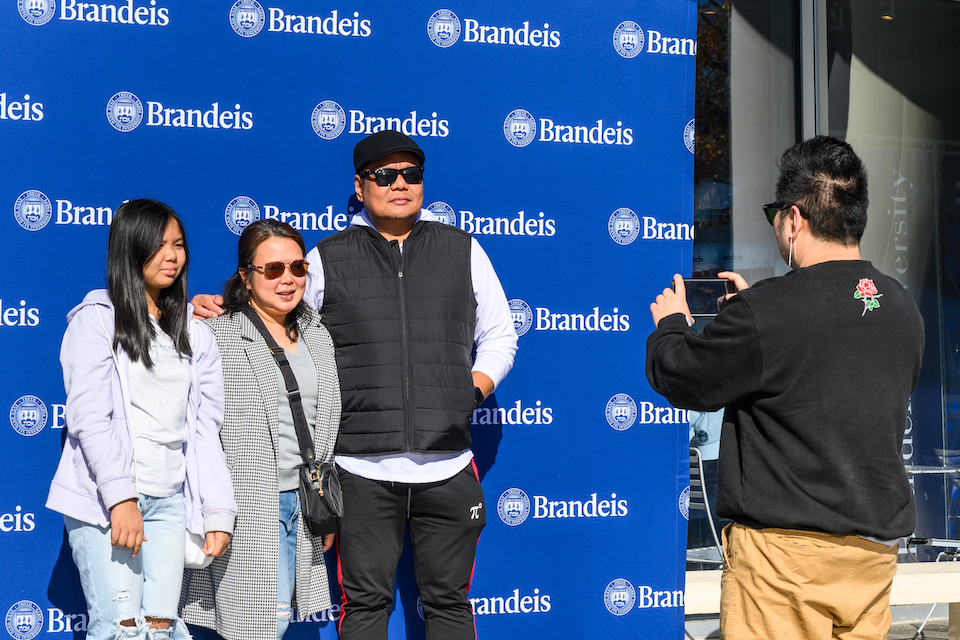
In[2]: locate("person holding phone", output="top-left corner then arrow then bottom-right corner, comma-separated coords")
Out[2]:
646,136 -> 924,640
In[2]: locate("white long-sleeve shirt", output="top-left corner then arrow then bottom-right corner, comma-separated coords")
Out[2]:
304,208 -> 518,483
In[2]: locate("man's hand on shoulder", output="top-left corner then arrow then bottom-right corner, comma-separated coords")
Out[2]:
650,274 -> 693,328
192,294 -> 225,320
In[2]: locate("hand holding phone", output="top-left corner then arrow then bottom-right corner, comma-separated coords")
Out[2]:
672,278 -> 737,316
650,274 -> 694,327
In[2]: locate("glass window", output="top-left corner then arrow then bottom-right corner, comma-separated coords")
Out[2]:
692,0 -> 960,562
825,0 -> 960,554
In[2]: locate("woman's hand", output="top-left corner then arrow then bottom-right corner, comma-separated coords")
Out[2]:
110,499 -> 146,557
322,533 -> 336,552
204,531 -> 232,557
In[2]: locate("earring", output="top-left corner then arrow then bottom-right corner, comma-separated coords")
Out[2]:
788,237 -> 795,268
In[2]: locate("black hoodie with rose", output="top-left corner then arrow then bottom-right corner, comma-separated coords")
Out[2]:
646,260 -> 923,540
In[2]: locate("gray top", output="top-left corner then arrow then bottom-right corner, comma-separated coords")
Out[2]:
276,335 -> 319,492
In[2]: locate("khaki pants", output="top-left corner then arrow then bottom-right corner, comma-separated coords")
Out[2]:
720,523 -> 898,640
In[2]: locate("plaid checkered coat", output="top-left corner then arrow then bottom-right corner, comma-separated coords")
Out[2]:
180,305 -> 340,640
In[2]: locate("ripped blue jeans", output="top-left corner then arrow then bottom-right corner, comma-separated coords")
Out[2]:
65,492 -> 189,640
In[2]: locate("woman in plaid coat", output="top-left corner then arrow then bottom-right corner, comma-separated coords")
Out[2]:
180,220 -> 340,640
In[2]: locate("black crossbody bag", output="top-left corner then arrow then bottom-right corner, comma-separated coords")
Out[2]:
242,305 -> 342,536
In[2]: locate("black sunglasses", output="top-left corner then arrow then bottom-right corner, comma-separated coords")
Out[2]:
761,201 -> 796,225
246,259 -> 308,279
361,166 -> 424,187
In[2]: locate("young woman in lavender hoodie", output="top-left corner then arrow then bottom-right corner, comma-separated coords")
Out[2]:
46,200 -> 237,640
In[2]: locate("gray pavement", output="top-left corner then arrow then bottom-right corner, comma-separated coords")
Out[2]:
889,619 -> 949,640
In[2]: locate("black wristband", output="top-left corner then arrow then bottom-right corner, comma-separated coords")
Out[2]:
474,386 -> 484,408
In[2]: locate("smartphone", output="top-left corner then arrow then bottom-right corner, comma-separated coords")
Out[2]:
673,278 -> 737,316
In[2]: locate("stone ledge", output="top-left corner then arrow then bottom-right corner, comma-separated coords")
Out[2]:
685,562 -> 960,615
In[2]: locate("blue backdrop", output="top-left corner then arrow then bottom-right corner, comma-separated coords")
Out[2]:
1,1 -> 697,638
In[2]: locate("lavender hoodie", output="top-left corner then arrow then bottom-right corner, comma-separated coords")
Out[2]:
46,289 -> 237,536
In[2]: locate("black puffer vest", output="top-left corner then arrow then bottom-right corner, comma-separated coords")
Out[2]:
318,221 -> 476,455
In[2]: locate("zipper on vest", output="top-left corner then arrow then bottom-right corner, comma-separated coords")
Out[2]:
390,240 -> 414,451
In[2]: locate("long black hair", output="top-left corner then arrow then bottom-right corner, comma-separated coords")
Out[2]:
107,199 -> 192,367
222,219 -> 307,342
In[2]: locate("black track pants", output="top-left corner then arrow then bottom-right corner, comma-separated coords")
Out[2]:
336,463 -> 486,640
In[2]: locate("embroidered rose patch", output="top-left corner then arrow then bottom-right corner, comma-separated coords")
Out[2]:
854,278 -> 882,316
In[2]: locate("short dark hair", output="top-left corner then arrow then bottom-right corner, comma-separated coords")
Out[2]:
775,135 -> 868,246
107,199 -> 192,367
222,219 -> 307,341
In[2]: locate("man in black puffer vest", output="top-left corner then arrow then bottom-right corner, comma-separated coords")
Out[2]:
304,131 -> 518,640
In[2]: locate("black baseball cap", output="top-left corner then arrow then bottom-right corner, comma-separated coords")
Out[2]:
353,130 -> 425,174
